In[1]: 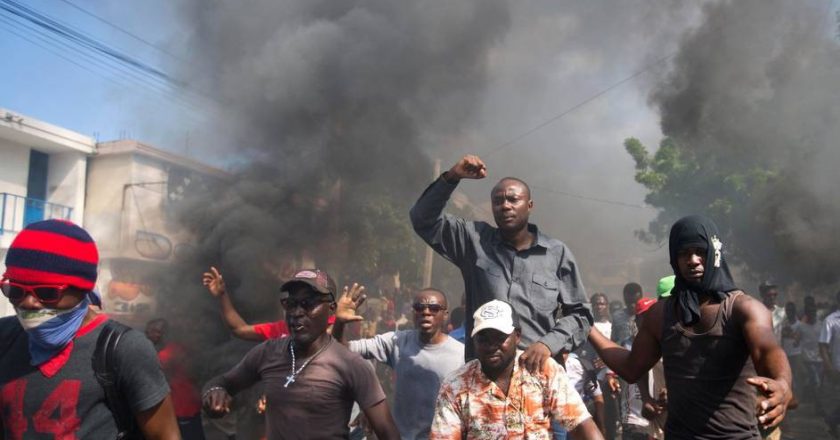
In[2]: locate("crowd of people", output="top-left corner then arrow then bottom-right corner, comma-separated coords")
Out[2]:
1,154 -> 839,439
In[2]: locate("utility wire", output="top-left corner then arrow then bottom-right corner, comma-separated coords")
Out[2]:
0,12 -> 171,94
482,52 -> 674,159
530,185 -> 656,210
2,0 -> 173,84
56,0 -> 185,63
0,0 -> 209,115
0,12 -> 208,124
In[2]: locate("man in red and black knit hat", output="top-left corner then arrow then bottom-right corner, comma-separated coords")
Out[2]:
0,219 -> 179,439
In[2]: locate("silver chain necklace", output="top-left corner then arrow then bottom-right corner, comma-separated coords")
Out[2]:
284,337 -> 332,388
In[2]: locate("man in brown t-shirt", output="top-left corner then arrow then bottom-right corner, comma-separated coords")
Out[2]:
203,269 -> 399,440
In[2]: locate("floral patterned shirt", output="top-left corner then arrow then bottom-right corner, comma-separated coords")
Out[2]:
430,351 -> 590,440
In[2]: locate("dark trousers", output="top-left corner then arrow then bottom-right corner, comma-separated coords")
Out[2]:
178,415 -> 206,440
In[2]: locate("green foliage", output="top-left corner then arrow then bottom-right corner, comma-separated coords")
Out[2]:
624,136 -> 779,262
342,193 -> 424,285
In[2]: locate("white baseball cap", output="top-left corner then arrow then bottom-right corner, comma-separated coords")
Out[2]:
471,300 -> 518,337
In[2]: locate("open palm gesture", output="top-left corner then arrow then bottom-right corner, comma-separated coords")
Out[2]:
335,283 -> 367,323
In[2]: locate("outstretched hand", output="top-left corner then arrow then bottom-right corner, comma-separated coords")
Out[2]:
202,266 -> 226,297
335,283 -> 367,323
447,155 -> 487,182
747,376 -> 791,429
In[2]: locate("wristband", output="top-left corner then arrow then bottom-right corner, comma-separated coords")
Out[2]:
202,386 -> 227,400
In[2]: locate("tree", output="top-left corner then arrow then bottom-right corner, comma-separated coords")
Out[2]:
624,137 -> 779,278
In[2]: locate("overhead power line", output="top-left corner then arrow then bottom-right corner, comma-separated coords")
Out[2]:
482,52 -> 675,159
56,0 -> 185,63
530,185 -> 656,210
0,0 -> 216,116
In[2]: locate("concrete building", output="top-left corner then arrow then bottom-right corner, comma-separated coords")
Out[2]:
0,108 -> 96,316
84,140 -> 230,326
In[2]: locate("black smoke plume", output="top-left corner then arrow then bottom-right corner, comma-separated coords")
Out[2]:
649,0 -> 840,287
152,0 -> 511,372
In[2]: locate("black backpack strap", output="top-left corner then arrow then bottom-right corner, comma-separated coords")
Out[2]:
92,320 -> 142,440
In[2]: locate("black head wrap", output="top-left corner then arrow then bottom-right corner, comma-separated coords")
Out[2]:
669,215 -> 738,326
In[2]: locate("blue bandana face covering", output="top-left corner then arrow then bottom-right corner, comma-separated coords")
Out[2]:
15,297 -> 90,366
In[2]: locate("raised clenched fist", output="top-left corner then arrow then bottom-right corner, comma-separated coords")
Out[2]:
446,155 -> 487,182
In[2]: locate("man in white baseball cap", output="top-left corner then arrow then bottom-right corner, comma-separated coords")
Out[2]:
430,300 -> 603,439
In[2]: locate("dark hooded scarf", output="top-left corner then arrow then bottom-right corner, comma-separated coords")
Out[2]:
669,215 -> 738,326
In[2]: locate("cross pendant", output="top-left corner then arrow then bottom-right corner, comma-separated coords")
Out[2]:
284,375 -> 295,388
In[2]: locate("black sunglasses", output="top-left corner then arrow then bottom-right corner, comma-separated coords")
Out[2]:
280,296 -> 333,312
412,303 -> 446,313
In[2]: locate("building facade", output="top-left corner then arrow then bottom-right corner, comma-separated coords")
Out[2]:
84,140 -> 230,326
0,109 -> 96,316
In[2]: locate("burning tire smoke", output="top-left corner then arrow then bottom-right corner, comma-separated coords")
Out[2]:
647,0 -> 840,288
153,0 -> 511,370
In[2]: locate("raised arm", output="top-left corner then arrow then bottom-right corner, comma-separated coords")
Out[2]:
202,267 -> 264,341
587,302 -> 662,383
736,294 -> 792,429
409,155 -> 486,265
332,283 -> 367,344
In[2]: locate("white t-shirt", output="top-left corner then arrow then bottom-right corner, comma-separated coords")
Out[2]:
800,318 -> 822,363
594,320 -> 612,340
621,340 -> 649,428
564,353 -> 602,403
781,319 -> 802,357
819,311 -> 840,370
770,305 -> 787,343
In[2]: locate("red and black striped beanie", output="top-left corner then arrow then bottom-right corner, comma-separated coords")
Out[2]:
3,220 -> 99,290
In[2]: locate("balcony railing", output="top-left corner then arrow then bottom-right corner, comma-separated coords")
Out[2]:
0,193 -> 74,235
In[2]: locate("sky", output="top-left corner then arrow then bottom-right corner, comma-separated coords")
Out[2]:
4,1 -> 834,297
0,0 -> 201,153
0,0 -> 695,295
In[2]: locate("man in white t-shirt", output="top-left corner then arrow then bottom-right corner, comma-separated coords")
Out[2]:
781,302 -> 803,393
819,291 -> 840,435
562,352 -> 605,435
760,281 -> 787,343
799,300 -> 822,394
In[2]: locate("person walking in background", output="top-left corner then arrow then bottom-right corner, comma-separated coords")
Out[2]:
760,281 -> 786,343
798,299 -> 823,396
582,292 -> 618,440
780,302 -> 803,395
146,318 -> 206,440
561,351 -> 606,436
449,306 -> 467,343
819,291 -> 840,437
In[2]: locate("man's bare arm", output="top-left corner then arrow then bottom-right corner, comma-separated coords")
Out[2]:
203,267 -> 263,341
587,302 -> 662,383
592,395 -> 606,435
736,294 -> 792,429
362,400 -> 400,440
136,395 -> 181,440
820,343 -> 836,375
568,418 -> 605,440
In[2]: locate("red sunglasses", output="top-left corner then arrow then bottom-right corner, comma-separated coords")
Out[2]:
0,279 -> 71,304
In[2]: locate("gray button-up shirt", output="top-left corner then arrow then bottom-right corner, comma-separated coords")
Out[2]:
410,176 -> 591,359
